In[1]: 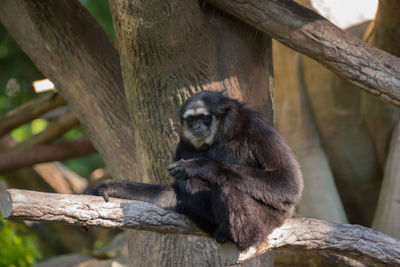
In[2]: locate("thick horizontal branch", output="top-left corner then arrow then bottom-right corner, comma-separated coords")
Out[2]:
0,189 -> 204,236
224,218 -> 400,266
0,138 -> 96,173
0,92 -> 66,138
207,0 -> 400,108
1,189 -> 399,265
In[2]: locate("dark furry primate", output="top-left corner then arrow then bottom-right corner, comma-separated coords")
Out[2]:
89,91 -> 303,250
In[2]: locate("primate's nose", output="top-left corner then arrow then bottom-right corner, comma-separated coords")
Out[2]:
193,123 -> 207,136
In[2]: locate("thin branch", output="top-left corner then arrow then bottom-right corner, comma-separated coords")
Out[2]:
0,138 -> 96,173
206,0 -> 400,108
1,189 -> 399,266
0,92 -> 66,138
33,163 -> 88,194
14,110 -> 79,149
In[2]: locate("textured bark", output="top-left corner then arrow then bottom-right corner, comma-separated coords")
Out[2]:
110,0 -> 274,266
221,218 -> 400,266
110,1 -> 273,183
0,189 -> 205,235
207,0 -> 400,108
0,92 -> 66,138
0,138 -> 96,173
0,0 -> 138,180
2,189 -> 399,266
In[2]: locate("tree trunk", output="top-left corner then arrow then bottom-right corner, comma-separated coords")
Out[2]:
0,0 -> 138,180
109,1 -> 274,265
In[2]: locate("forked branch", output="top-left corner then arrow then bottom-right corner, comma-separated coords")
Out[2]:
1,189 -> 399,265
207,0 -> 400,108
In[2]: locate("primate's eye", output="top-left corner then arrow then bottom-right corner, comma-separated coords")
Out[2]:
202,115 -> 212,125
185,116 -> 195,125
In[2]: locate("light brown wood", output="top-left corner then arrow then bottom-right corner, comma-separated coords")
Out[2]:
0,189 -> 205,235
1,189 -> 399,266
221,218 -> 400,265
110,0 -> 275,265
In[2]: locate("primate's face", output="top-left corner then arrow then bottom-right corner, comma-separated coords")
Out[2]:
181,100 -> 218,149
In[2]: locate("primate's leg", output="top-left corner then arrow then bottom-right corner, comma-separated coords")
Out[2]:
87,179 -> 177,209
88,178 -> 218,234
172,178 -> 217,234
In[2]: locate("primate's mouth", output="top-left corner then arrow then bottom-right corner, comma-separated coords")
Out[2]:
193,132 -> 208,138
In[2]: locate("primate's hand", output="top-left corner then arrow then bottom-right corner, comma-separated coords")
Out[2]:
168,159 -> 190,180
168,158 -> 217,181
87,180 -> 113,202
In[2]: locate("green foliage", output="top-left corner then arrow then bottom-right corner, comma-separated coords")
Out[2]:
11,119 -> 49,142
10,124 -> 33,143
0,216 -> 42,267
31,119 -> 48,135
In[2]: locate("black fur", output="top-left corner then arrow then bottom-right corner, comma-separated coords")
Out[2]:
89,91 -> 303,250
